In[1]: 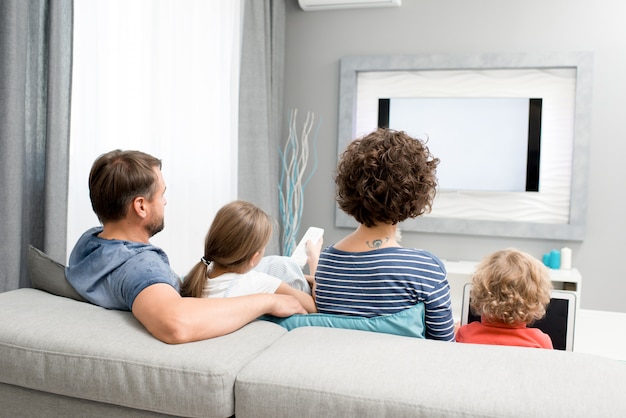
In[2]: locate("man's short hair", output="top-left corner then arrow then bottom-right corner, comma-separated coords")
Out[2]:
89,150 -> 162,223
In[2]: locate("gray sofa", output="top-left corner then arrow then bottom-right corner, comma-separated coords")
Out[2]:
1,249 -> 626,417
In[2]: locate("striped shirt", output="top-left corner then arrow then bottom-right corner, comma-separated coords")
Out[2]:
314,246 -> 455,341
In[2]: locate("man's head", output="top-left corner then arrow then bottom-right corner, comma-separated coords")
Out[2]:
89,150 -> 164,236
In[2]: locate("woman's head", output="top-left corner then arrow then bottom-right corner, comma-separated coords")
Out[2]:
470,248 -> 553,325
335,128 -> 439,227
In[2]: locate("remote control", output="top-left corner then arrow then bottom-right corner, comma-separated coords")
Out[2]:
290,226 -> 324,268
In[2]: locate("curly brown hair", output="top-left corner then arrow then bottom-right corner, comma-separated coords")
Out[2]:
335,128 -> 439,227
470,248 -> 553,325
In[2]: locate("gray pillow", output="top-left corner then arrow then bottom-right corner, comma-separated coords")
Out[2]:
27,245 -> 86,302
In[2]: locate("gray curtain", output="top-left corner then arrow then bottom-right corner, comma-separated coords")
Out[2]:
0,0 -> 73,292
238,0 -> 286,255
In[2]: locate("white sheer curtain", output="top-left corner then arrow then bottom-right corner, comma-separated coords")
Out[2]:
68,0 -> 241,276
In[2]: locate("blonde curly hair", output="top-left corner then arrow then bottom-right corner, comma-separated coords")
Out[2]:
470,248 -> 552,325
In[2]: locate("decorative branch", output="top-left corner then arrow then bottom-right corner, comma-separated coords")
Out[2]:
278,109 -> 319,256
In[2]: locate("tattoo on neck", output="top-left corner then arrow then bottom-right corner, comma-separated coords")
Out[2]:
366,237 -> 389,248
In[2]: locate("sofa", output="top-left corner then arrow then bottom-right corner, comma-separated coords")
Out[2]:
1,247 -> 625,418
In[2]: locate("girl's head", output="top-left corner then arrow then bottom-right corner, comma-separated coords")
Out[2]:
470,248 -> 553,325
203,200 -> 272,270
180,200 -> 272,297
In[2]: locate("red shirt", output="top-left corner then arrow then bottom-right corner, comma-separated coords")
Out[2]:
456,318 -> 553,349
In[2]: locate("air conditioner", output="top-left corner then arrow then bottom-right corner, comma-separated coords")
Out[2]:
298,0 -> 401,11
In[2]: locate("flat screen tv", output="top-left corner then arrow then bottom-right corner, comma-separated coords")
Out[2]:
336,52 -> 593,240
377,97 -> 543,193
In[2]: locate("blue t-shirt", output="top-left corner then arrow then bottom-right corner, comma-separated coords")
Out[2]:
66,227 -> 181,311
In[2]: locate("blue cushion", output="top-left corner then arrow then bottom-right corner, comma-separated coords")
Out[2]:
260,303 -> 425,338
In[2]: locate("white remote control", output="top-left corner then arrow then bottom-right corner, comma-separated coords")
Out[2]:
290,226 -> 324,268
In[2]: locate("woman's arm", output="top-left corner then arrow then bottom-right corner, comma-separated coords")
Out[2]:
424,282 -> 456,341
305,237 -> 323,274
304,237 -> 323,297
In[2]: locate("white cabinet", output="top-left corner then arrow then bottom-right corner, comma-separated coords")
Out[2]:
574,309 -> 626,361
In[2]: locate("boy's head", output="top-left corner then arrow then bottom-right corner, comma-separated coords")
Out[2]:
470,248 -> 552,325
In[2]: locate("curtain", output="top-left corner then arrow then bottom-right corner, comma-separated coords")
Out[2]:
0,0 -> 73,292
238,0 -> 286,255
67,1 -> 240,276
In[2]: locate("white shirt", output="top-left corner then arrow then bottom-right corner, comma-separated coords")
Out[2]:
202,270 -> 282,298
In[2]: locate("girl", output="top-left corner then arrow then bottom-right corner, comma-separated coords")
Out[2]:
180,200 -> 317,313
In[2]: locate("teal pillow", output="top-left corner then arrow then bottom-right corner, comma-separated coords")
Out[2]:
261,303 -> 425,338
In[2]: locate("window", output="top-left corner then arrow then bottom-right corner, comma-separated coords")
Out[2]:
68,0 -> 241,274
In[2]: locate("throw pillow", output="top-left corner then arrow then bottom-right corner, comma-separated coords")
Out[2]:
27,245 -> 86,302
260,303 -> 425,338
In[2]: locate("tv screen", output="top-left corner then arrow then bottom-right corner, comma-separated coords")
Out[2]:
378,97 -> 542,193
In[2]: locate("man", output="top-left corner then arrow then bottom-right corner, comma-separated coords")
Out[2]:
66,150 -> 305,344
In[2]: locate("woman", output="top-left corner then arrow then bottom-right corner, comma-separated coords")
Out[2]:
314,128 -> 455,341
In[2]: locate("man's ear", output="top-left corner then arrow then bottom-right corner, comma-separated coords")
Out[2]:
132,196 -> 148,219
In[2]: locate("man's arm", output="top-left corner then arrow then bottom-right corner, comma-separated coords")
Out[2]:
132,283 -> 306,344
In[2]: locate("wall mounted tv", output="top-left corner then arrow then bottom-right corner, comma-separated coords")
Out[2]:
377,97 -> 543,193
336,53 -> 593,240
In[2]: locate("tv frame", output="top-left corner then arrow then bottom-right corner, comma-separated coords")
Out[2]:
336,52 -> 593,240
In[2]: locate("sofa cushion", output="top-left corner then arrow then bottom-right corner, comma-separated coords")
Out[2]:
235,326 -> 626,417
260,302 -> 425,338
0,288 -> 287,418
27,245 -> 86,302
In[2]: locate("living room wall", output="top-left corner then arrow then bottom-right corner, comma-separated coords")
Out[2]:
283,0 -> 626,312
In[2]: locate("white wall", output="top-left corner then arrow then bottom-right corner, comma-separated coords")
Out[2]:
284,0 -> 626,312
